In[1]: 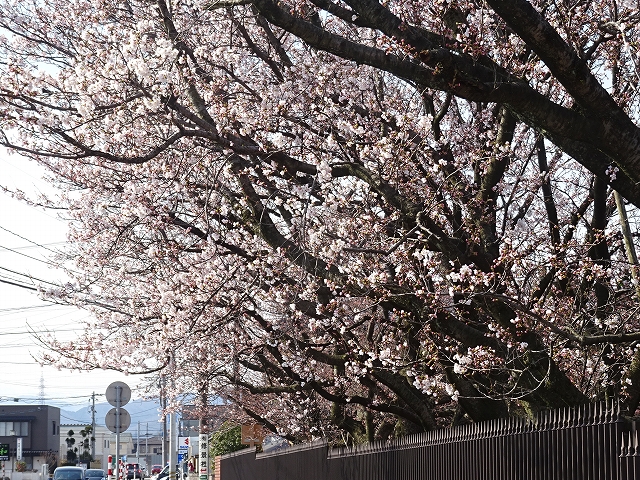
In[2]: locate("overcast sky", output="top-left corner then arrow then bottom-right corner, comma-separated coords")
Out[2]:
0,150 -> 145,411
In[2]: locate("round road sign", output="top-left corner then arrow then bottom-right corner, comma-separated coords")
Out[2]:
106,381 -> 131,407
105,407 -> 131,433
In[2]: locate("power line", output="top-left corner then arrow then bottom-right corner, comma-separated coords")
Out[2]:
61,413 -> 93,423
0,304 -> 55,313
0,242 -> 62,267
0,326 -> 86,336
0,224 -> 65,254
0,265 -> 62,286
0,277 -> 37,291
0,361 -> 40,364
0,242 -> 67,251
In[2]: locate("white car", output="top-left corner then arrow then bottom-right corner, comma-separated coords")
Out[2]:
54,467 -> 85,480
151,465 -> 185,480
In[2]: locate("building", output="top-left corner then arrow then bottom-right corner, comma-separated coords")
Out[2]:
0,404 -> 60,474
177,404 -> 233,467
179,405 -> 231,437
92,425 -> 113,469
59,424 -> 114,469
132,435 -> 162,469
59,423 -> 164,472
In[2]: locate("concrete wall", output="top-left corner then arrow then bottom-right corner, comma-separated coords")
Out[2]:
3,471 -> 48,480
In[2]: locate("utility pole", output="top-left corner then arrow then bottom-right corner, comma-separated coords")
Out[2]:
198,382 -> 209,480
91,392 -> 96,460
160,377 -> 167,466
167,356 -> 177,480
136,421 -> 140,469
145,423 -> 148,470
169,414 -> 177,480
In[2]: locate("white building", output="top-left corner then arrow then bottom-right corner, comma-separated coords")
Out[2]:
59,424 -> 132,470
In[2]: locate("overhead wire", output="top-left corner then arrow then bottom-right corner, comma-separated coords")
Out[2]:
0,304 -> 54,313
0,265 -> 63,286
0,209 -> 152,411
0,242 -> 61,266
0,277 -> 37,291
0,165 -> 135,405
0,327 -> 88,336
0,224 -> 65,254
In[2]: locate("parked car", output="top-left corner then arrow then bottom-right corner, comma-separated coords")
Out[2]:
54,467 -> 85,480
152,464 -> 184,480
84,469 -> 106,480
126,463 -> 145,479
150,465 -> 162,475
152,465 -> 168,480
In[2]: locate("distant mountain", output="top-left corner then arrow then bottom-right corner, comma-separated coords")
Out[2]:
61,399 -> 164,434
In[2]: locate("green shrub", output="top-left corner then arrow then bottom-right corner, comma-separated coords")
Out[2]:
209,423 -> 246,457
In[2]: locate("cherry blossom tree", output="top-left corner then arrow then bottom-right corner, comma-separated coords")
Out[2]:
3,0 -> 640,443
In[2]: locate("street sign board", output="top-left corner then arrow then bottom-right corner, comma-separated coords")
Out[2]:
198,433 -> 209,480
106,382 -> 131,407
178,437 -> 189,451
0,444 -> 8,461
16,437 -> 22,461
105,407 -> 131,433
241,424 -> 264,446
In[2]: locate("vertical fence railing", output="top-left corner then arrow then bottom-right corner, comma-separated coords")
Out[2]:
620,422 -> 640,480
218,401 -> 638,480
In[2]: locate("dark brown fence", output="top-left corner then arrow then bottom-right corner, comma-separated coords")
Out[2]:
218,402 -> 640,480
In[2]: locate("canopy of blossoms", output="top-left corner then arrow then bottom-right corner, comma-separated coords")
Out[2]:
1,0 -> 640,443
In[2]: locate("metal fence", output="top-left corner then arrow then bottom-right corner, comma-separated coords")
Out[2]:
217,402 -> 640,480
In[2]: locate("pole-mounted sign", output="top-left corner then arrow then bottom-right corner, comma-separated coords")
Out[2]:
106,381 -> 131,407
105,408 -> 131,433
198,434 -> 208,480
105,382 -> 131,480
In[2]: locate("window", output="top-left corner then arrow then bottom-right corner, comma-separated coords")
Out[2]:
52,421 -> 57,435
0,421 -> 28,436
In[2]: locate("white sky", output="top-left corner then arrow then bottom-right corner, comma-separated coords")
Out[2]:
0,150 -> 145,411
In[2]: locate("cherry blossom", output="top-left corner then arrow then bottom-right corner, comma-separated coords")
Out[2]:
2,0 -> 640,443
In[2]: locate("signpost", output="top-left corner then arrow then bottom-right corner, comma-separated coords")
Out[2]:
240,424 -> 264,448
177,436 -> 188,473
198,434 -> 208,480
106,382 -> 131,480
178,437 -> 189,452
105,408 -> 131,433
106,382 -> 131,407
